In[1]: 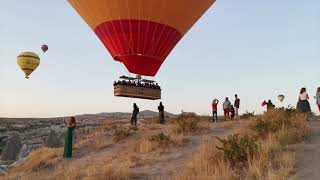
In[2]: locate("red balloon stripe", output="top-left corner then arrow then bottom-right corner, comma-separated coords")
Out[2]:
95,19 -> 182,76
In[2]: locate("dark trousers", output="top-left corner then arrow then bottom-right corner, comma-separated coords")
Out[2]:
159,111 -> 165,124
131,112 -> 138,125
212,111 -> 218,122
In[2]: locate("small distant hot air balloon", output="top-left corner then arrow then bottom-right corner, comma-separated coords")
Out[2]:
41,45 -> 48,53
17,51 -> 40,79
278,95 -> 285,102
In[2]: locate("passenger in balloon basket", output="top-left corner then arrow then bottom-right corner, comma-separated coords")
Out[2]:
158,102 -> 165,124
223,97 -> 231,120
212,99 -> 219,123
315,87 -> 320,112
131,103 -> 140,126
230,105 -> 235,120
297,87 -> 311,113
234,94 -> 240,120
63,117 -> 76,158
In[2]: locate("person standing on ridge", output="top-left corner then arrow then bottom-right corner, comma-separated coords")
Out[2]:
63,117 -> 76,158
230,105 -> 235,119
297,87 -> 311,113
315,87 -> 320,112
158,102 -> 165,124
234,94 -> 240,119
212,99 -> 219,123
131,103 -> 139,125
223,97 -> 231,120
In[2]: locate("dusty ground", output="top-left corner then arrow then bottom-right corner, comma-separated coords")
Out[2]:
60,120 -> 244,179
291,117 -> 320,180
131,126 -> 235,179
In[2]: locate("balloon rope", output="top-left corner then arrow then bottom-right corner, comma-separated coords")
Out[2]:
118,4 -> 129,55
97,2 -> 117,55
157,0 -> 179,60
153,0 -> 168,57
126,0 -> 134,55
137,0 -> 141,54
142,0 -> 152,55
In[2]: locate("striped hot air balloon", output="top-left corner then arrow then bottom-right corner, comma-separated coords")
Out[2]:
68,0 -> 215,76
278,95 -> 285,102
17,52 -> 40,79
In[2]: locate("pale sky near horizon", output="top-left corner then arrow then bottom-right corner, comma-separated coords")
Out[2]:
0,0 -> 320,118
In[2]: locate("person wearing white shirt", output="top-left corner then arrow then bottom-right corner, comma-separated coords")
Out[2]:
297,87 -> 311,112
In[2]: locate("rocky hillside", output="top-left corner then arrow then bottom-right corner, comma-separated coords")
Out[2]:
0,110 -> 176,170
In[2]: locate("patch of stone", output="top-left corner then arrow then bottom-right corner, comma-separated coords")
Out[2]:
0,133 -> 22,161
44,130 -> 62,148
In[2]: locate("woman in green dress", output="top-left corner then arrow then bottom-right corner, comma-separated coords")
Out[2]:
63,117 -> 76,158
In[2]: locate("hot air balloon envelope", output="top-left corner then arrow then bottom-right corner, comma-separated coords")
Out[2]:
41,45 -> 48,53
17,51 -> 40,79
278,95 -> 285,102
68,0 -> 215,76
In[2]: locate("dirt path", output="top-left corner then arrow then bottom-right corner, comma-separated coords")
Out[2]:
52,120 -> 245,179
291,117 -> 320,180
131,122 -> 243,179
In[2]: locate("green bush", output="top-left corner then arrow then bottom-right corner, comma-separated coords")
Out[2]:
170,115 -> 205,134
149,132 -> 170,142
250,109 -> 300,139
113,127 -> 133,142
128,125 -> 138,131
216,134 -> 258,166
250,118 -> 272,138
240,111 -> 255,119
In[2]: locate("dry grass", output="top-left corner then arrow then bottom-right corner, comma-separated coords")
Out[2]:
246,135 -> 296,180
113,126 -> 137,142
4,152 -> 132,180
73,123 -> 114,149
4,110 -> 306,180
175,142 -> 235,180
94,139 -> 113,151
134,132 -> 189,153
217,120 -> 238,129
170,115 -> 210,135
3,148 -> 62,179
175,109 -> 309,180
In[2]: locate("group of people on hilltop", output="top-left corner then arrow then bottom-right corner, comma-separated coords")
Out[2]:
262,87 -> 320,113
61,102 -> 165,159
296,87 -> 320,113
114,80 -> 161,89
130,102 -> 165,126
261,100 -> 276,111
212,94 -> 240,122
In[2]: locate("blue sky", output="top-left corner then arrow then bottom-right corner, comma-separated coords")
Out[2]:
0,0 -> 319,118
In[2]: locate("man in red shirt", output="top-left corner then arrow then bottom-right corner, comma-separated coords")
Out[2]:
212,99 -> 219,123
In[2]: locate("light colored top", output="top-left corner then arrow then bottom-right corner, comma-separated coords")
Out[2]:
299,92 -> 309,101
316,92 -> 320,105
223,100 -> 231,109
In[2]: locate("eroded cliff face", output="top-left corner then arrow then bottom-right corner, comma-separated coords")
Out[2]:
0,117 -> 101,169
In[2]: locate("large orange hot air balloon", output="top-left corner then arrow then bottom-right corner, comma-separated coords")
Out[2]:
68,0 -> 215,76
